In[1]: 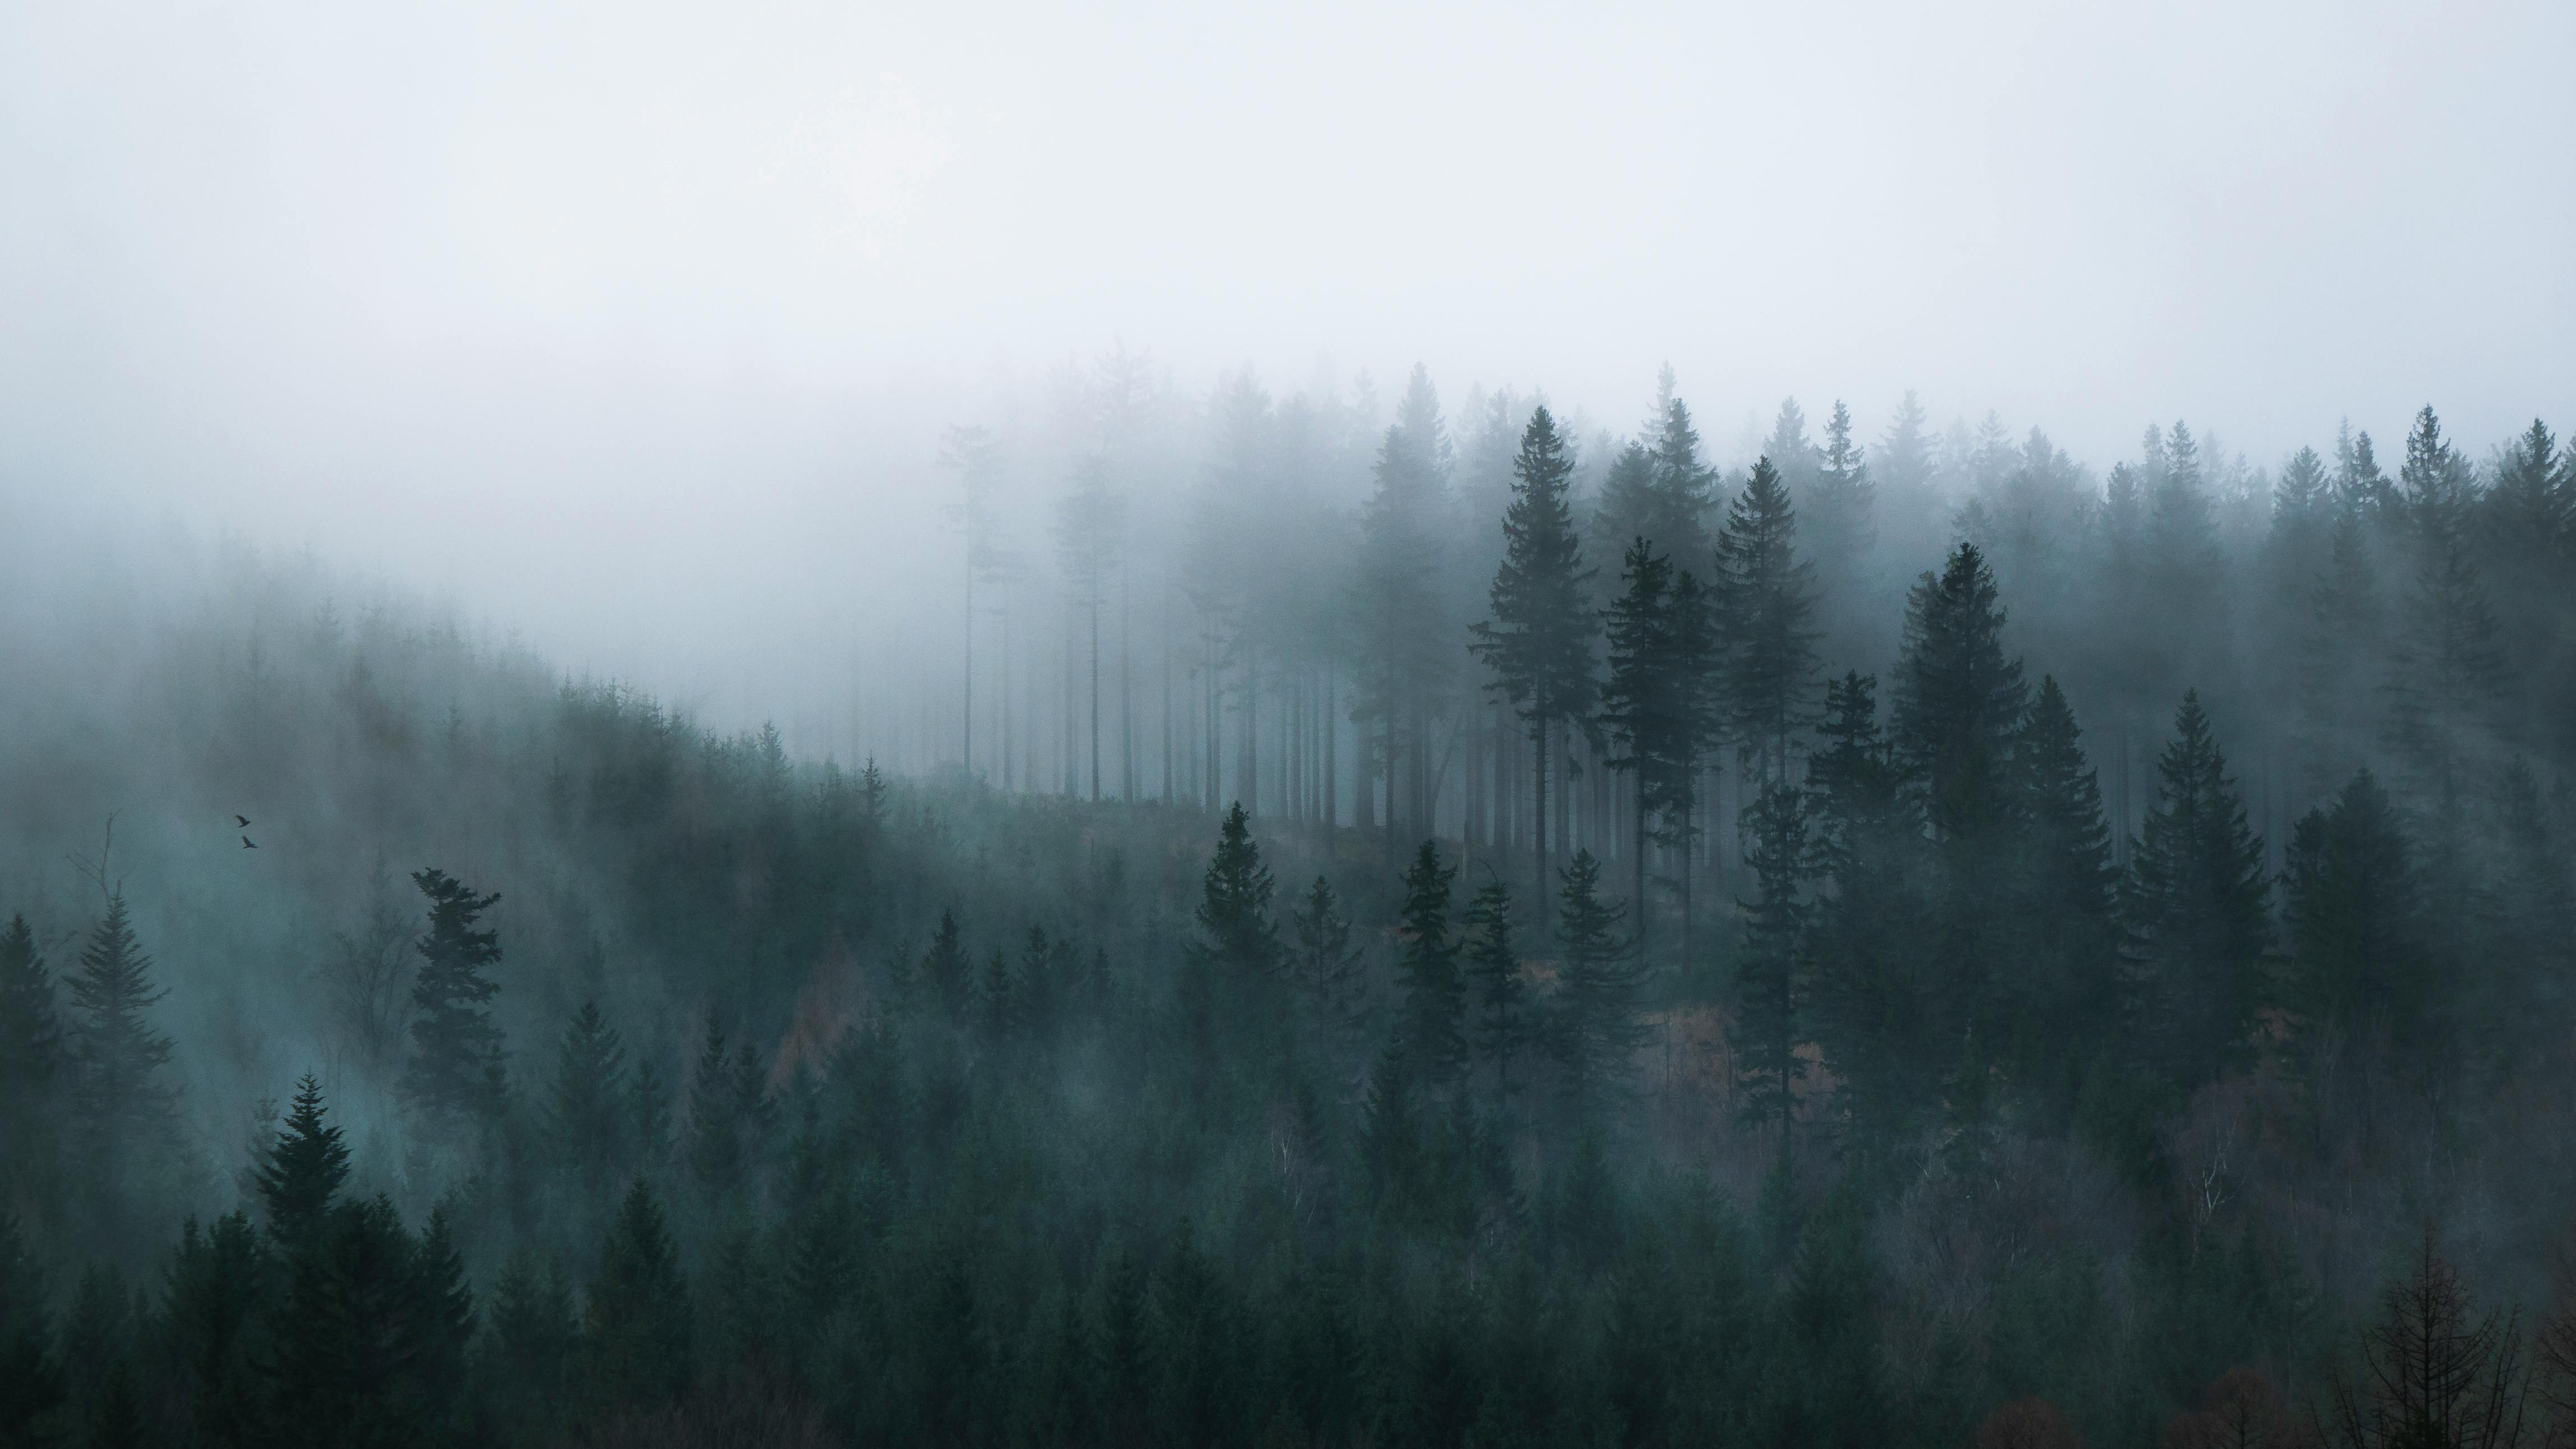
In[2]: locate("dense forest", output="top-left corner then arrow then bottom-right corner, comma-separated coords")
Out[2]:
4,366 -> 2576,1448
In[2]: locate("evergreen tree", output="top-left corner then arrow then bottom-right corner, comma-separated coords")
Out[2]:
0,914 -> 61,1199
401,868 -> 505,1130
1470,404 -> 1599,890
479,1249 -> 576,1448
919,909 -> 972,1021
686,1016 -> 742,1189
1999,678 -> 2120,1110
164,1209 -> 270,1449
2387,404 -> 2513,808
628,1058 -> 671,1178
0,1211 -> 63,1446
1718,456 -> 1822,785
1193,802 -> 1280,978
1892,542 -> 2027,839
264,1194 -> 436,1449
254,1073 -> 350,1252
1391,842 -> 1466,1087
1462,878 -> 1534,1107
582,1180 -> 691,1416
409,1208 -> 476,1439
2121,692 -> 2271,1089
1548,849 -> 1641,1112
1806,399 -> 1878,576
1349,366 -> 1455,858
65,890 -> 177,1161
1601,539 -> 1681,956
1643,395 -> 1721,565
548,1000 -> 628,1188
1286,875 -> 1368,1050
1729,780 -> 1810,1142
2298,510 -> 2387,801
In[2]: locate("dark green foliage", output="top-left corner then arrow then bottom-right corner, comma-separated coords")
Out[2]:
0,1212 -> 62,1446
263,1193 -> 460,1449
477,1250 -> 574,1447
1730,780 -> 1810,1139
401,868 -> 504,1131
1471,404 -> 1598,889
582,1181 -> 689,1416
1894,542 -> 2027,839
1548,848 -> 1643,1113
64,891 -> 176,1153
919,909 -> 972,1021
1391,841 -> 1466,1086
2283,770 -> 2431,1100
1462,878 -> 1534,1107
255,1074 -> 350,1251
0,916 -> 59,1211
2000,677 -> 2120,1110
548,1000 -> 628,1186
2121,692 -> 2271,1090
1719,455 -> 1821,785
1192,802 -> 1279,979
1286,875 -> 1367,1050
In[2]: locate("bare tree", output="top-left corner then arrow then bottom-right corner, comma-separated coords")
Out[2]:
2323,1223 -> 2529,1449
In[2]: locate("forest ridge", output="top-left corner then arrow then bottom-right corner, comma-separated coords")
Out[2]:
1,371 -> 2574,1446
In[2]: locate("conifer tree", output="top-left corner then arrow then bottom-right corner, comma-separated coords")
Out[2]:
265,1194 -> 433,1449
1349,367 -> 1455,858
1287,875 -> 1368,1054
1461,878 -> 1533,1107
1470,404 -> 1598,891
1730,780 -> 1810,1143
582,1180 -> 691,1416
920,909 -> 972,1022
1806,400 -> 1877,579
629,1058 -> 671,1177
0,1211 -> 63,1445
66,890 -> 177,1157
2281,771 -> 2428,1098
549,1000 -> 629,1188
1391,842 -> 1466,1087
1892,542 -> 2027,839
401,868 -> 505,1130
1718,456 -> 1821,786
409,1207 -> 476,1437
1602,539 -> 1679,954
0,914 -> 61,1192
2298,510 -> 2386,801
2388,404 -> 2513,808
481,1249 -> 576,1447
1193,802 -> 1280,978
164,1209 -> 269,1448
1993,678 -> 2121,1110
1548,849 -> 1642,1112
1643,396 -> 1721,565
2121,692 -> 2271,1089
254,1074 -> 350,1252
686,1016 -> 742,1189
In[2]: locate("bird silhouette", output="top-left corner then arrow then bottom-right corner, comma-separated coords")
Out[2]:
242,836 -> 257,849
234,815 -> 251,828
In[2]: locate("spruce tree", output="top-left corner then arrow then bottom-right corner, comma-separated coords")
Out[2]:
1349,367 -> 1455,858
582,1180 -> 691,1417
480,1249 -> 576,1447
401,868 -> 505,1130
254,1073 -> 350,1252
1193,802 -> 1280,978
1600,538 -> 1682,958
1718,456 -> 1822,786
65,890 -> 177,1156
1470,404 -> 1599,891
1287,875 -> 1368,1055
2281,770 -> 2426,1100
164,1209 -> 269,1449
686,1016 -> 741,1189
2387,404 -> 2513,808
1548,849 -> 1641,1113
0,914 -> 61,1194
1806,400 -> 1877,579
549,1000 -> 629,1188
0,1211 -> 63,1445
1644,396 -> 1721,565
2297,510 -> 2386,801
2000,678 -> 2120,1110
2120,691 -> 2271,1089
1461,878 -> 1533,1107
920,909 -> 972,1022
1729,780 -> 1810,1143
1391,842 -> 1466,1087
1892,542 -> 2027,839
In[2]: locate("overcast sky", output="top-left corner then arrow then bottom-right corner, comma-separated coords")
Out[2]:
3,0 -> 2570,738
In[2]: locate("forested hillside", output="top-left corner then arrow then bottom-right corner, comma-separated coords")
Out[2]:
3,376 -> 2576,1448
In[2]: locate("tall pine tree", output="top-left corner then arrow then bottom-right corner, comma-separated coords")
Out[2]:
1718,456 -> 1821,786
2120,691 -> 2271,1091
401,868 -> 505,1131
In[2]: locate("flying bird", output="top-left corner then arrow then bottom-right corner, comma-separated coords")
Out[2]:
234,815 -> 251,828
242,836 -> 257,849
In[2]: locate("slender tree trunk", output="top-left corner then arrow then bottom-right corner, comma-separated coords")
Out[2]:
1324,665 -> 1338,834
963,548 -> 974,778
1533,713 -> 1549,900
1160,587 -> 1172,804
1089,572 -> 1102,803
1634,778 -> 1649,965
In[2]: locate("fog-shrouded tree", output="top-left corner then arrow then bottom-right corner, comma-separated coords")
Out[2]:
254,1073 -> 349,1253
0,913 -> 61,1198
1056,454 -> 1128,803
1719,454 -> 1822,787
1893,542 -> 2027,841
1730,780 -> 1810,1147
1999,677 -> 2119,1112
1547,848 -> 1641,1114
942,421 -> 1007,779
1470,404 -> 1598,892
2122,691 -> 2270,1091
66,890 -> 177,1167
1350,368 -> 1455,861
549,1000 -> 629,1191
1391,841 -> 1466,1089
401,868 -> 504,1134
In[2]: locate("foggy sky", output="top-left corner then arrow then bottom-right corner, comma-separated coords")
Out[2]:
4,0 -> 2570,744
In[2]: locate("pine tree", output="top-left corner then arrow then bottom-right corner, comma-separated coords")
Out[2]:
1193,802 -> 1280,978
687,1016 -> 742,1189
2281,771 -> 2428,1100
1470,404 -> 1599,892
582,1180 -> 691,1416
2387,405 -> 2513,808
549,1000 -> 629,1188
1462,878 -> 1533,1107
629,1057 -> 671,1178
1601,539 -> 1680,956
480,1249 -> 576,1447
265,1195 -> 433,1449
920,909 -> 972,1021
401,868 -> 505,1130
0,914 -> 61,1197
409,1207 -> 476,1438
1719,456 -> 1822,786
1729,780 -> 1810,1142
254,1073 -> 350,1252
2122,692 -> 2271,1089
1391,842 -> 1466,1087
65,890 -> 177,1156
1893,542 -> 2027,839
1548,849 -> 1642,1113
163,1209 -> 269,1449
1286,875 -> 1368,1054
1349,366 -> 1455,858
2298,510 -> 2387,801
2000,678 -> 2120,1110
1806,400 -> 1878,579
0,1211 -> 64,1445
1643,395 -> 1721,565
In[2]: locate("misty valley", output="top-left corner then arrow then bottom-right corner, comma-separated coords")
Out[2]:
4,376 -> 2575,1449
